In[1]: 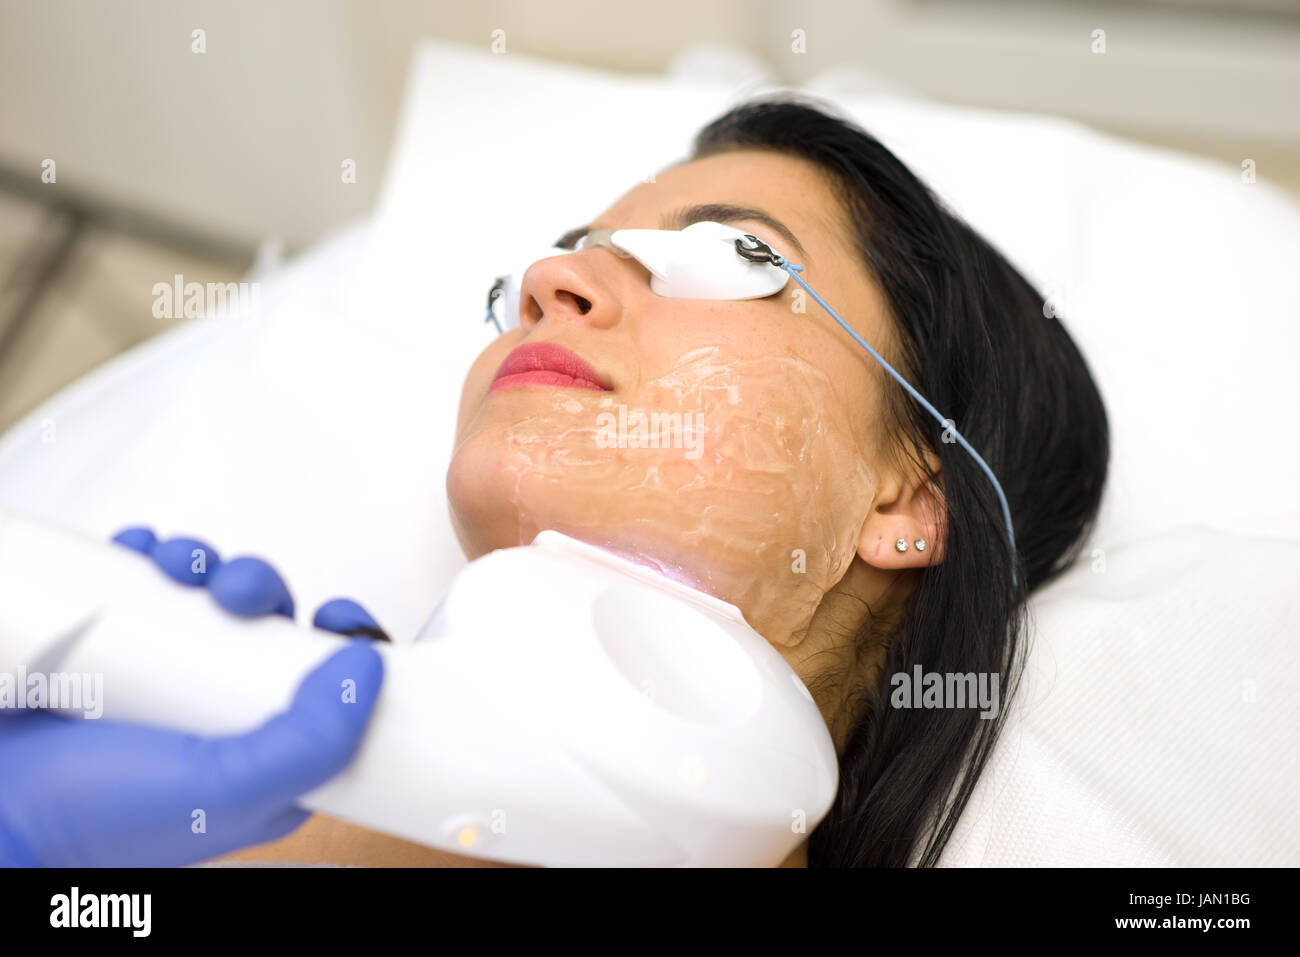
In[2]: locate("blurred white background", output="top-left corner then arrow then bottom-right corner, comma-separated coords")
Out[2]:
1,0 -> 1298,429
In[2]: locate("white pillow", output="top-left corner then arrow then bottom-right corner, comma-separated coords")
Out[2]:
1,40 -> 1296,865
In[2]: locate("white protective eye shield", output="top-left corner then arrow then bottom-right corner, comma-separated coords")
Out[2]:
486,221 -> 789,334
482,219 -> 1020,589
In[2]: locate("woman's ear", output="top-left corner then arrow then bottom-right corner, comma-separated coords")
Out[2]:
856,450 -> 946,569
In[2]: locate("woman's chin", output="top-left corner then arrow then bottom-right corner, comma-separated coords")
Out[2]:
446,455 -> 518,559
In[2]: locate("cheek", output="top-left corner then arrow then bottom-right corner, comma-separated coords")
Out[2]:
453,334 -> 524,445
639,347 -> 876,640
447,341 -> 876,643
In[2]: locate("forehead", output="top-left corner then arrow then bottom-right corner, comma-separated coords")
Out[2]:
593,149 -> 851,260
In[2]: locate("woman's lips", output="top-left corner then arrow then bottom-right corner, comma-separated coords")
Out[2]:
490,342 -> 613,393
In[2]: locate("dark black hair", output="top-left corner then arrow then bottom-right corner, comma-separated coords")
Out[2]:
690,95 -> 1109,867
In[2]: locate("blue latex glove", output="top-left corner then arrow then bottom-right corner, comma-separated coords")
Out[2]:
0,527 -> 388,867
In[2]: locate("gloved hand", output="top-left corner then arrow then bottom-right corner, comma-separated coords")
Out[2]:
0,526 -> 388,867
108,525 -> 391,639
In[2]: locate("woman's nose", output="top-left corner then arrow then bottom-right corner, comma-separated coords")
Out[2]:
517,253 -> 625,331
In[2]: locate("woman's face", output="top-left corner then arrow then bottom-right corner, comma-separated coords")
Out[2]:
447,148 -> 923,649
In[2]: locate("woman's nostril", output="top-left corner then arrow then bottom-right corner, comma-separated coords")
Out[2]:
535,291 -> 593,321
555,290 -> 593,316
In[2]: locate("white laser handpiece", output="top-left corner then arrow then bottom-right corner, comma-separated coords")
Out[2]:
0,509 -> 838,867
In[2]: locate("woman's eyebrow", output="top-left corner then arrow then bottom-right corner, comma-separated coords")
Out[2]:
553,225 -> 590,250
553,203 -> 807,259
664,203 -> 807,259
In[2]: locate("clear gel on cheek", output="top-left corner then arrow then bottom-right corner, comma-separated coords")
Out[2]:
468,345 -> 875,646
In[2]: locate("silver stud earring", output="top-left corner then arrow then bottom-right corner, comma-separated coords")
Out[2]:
895,538 -> 909,552
914,538 -> 927,553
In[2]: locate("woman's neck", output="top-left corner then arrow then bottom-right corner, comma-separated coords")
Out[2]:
774,556 -> 910,753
